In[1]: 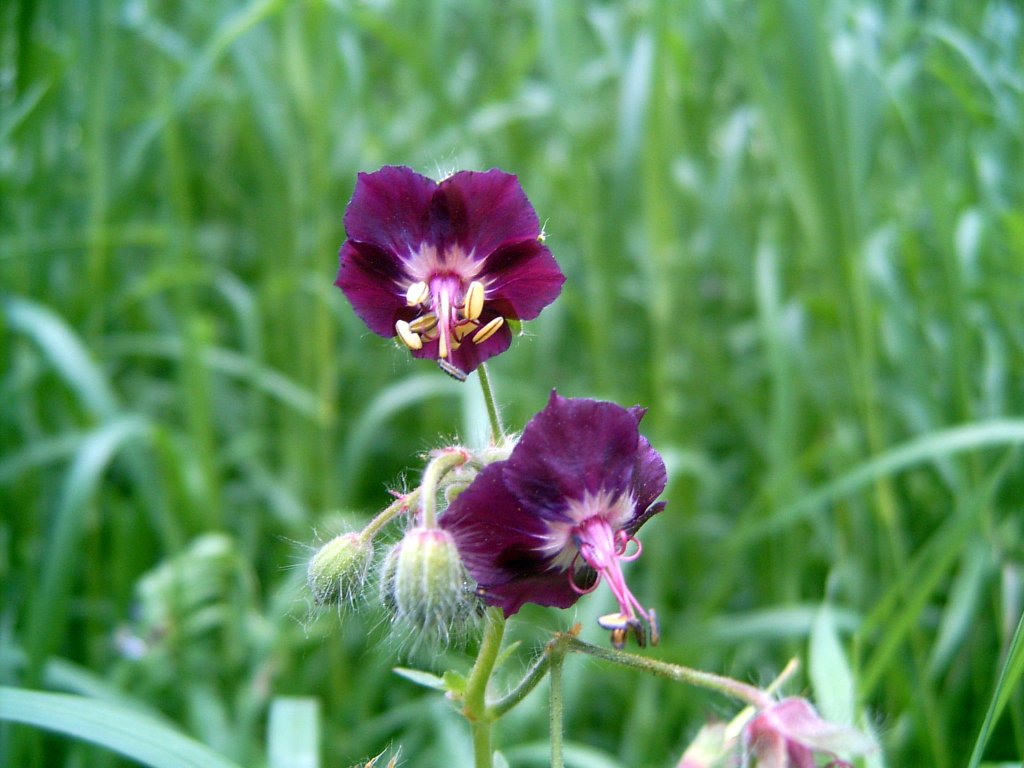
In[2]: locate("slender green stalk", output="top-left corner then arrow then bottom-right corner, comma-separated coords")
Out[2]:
463,607 -> 507,768
488,647 -> 553,718
361,489 -> 420,540
565,637 -> 773,709
470,721 -> 492,768
549,648 -> 565,768
418,449 -> 469,528
476,363 -> 504,442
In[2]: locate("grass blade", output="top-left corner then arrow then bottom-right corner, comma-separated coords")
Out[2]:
267,696 -> 320,768
968,612 -> 1024,768
0,687 -> 244,768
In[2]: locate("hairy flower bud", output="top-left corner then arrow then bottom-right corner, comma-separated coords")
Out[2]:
438,438 -> 518,505
385,526 -> 475,644
307,532 -> 374,606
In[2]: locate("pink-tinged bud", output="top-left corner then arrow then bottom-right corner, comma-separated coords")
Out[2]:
383,527 -> 475,645
675,722 -> 733,768
307,532 -> 374,606
744,698 -> 875,768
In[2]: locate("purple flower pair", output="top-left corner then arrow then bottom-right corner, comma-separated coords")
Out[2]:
336,166 -> 564,378
335,166 -> 667,643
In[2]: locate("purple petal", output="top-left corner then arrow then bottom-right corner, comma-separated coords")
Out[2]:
476,569 -> 591,617
445,313 -> 514,375
630,434 -> 668,515
440,462 -> 585,616
504,392 -> 641,518
482,239 -> 566,321
335,241 -> 407,337
430,169 -> 543,258
625,501 -> 665,537
344,166 -> 437,257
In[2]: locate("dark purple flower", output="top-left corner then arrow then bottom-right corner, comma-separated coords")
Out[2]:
440,392 -> 667,646
335,166 -> 565,378
744,698 -> 875,768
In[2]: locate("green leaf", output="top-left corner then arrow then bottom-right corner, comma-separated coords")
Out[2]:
25,415 -> 151,680
492,639 -> 523,673
967,611 -> 1024,768
442,670 -> 467,697
733,420 -> 1024,547
392,667 -> 446,691
5,295 -> 119,419
810,603 -> 856,725
268,697 -> 320,768
0,687 -> 244,768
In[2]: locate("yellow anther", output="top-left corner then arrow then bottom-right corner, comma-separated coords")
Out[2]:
472,316 -> 504,344
408,313 -> 438,334
394,319 -> 422,350
462,280 -> 485,321
453,320 -> 476,341
405,281 -> 430,306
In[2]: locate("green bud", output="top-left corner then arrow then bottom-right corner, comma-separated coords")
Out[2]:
307,532 -> 373,606
379,542 -> 401,613
388,527 -> 473,644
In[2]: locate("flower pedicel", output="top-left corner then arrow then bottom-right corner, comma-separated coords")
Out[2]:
335,166 -> 565,379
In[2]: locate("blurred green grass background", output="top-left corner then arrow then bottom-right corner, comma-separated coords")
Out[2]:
2,0 -> 1023,766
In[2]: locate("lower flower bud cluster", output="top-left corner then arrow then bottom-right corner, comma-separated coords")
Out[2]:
306,394 -> 668,651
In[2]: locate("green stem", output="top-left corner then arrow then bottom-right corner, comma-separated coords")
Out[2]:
464,608 -> 507,768
418,449 -> 470,528
721,658 -> 801,739
565,637 -> 773,709
361,489 -> 420,540
549,648 -> 565,768
470,721 -> 492,768
488,639 -> 558,718
476,363 -> 504,442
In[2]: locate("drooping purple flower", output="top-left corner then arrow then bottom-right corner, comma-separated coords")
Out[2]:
744,698 -> 875,768
335,166 -> 565,378
440,392 -> 667,646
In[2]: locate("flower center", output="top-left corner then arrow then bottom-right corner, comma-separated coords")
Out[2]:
571,516 -> 659,648
394,276 -> 504,365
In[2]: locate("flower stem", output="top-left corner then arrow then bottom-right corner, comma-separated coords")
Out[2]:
549,647 -> 565,768
470,721 -> 492,768
564,637 -> 773,709
721,658 -> 801,743
418,448 -> 469,528
487,645 -> 553,718
361,489 -> 420,540
464,607 -> 507,768
476,363 -> 504,442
